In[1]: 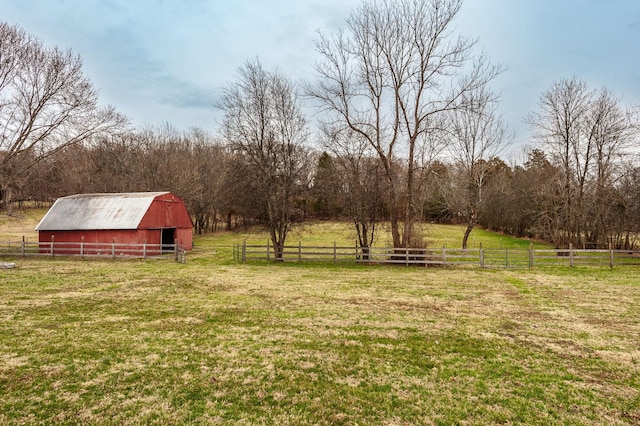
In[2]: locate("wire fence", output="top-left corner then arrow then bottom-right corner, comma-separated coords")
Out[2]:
233,241 -> 640,269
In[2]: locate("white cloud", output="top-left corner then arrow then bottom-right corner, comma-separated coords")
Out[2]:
2,0 -> 639,145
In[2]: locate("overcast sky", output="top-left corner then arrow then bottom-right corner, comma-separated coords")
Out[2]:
2,0 -> 640,154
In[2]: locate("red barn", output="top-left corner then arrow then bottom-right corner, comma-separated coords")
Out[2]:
36,192 -> 193,255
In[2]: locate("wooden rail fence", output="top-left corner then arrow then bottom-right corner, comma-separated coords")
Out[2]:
234,241 -> 640,269
0,237 -> 186,263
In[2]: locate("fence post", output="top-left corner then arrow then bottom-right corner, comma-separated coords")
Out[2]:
51,235 -> 54,258
143,239 -> 147,260
505,249 -> 508,268
442,245 -> 446,266
266,239 -> 270,263
81,236 -> 84,259
21,236 -> 25,257
333,241 -> 337,263
242,239 -> 247,264
569,243 -> 574,268
406,246 -> 409,266
112,238 -> 116,259
479,242 -> 484,268
298,241 -> 302,262
609,242 -> 614,270
529,243 -> 534,269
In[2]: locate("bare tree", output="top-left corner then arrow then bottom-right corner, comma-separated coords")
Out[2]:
527,78 -> 637,248
444,87 -> 511,248
17,143 -> 90,203
85,125 -> 227,233
187,130 -> 229,234
319,125 -> 386,257
0,22 -> 127,213
527,77 -> 591,247
584,89 -> 637,246
616,162 -> 640,249
307,0 -> 501,248
220,59 -> 311,260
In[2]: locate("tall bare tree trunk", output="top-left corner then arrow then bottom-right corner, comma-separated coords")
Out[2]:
308,0 -> 501,250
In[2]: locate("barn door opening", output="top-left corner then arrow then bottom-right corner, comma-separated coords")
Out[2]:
161,228 -> 176,253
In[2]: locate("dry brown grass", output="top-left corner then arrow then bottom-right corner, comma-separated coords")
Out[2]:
0,208 -> 43,240
1,256 -> 639,424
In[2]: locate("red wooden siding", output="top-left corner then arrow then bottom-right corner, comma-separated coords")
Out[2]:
38,229 -> 163,255
138,193 -> 193,230
37,192 -> 193,254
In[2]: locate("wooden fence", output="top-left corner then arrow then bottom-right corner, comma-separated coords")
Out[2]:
0,238 -> 187,263
234,241 -> 640,269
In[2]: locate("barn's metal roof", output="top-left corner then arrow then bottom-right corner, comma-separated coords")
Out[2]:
35,192 -> 170,231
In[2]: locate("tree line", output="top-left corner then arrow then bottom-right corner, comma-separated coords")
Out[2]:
1,0 -> 639,253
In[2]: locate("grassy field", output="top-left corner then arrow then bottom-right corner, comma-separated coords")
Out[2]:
196,221 -> 552,251
1,208 -> 549,250
1,210 -> 639,424
0,208 -> 43,241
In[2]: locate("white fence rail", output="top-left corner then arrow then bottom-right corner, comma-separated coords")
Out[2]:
234,241 -> 640,269
0,238 -> 186,263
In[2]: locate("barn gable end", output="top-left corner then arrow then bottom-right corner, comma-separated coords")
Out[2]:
138,192 -> 193,230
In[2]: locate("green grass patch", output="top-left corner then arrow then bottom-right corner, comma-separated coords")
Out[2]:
194,220 -> 551,260
1,257 -> 639,424
0,208 -> 45,241
1,209 -> 637,424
